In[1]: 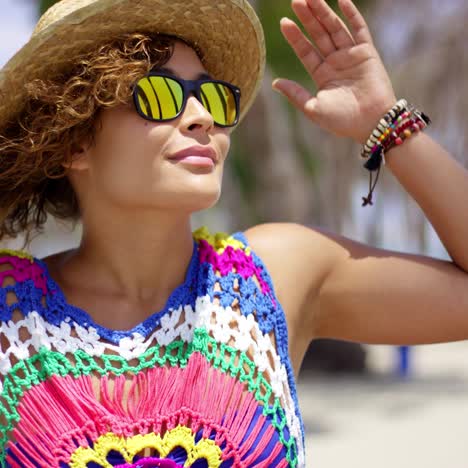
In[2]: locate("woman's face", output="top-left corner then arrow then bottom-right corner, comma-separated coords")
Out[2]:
70,41 -> 232,215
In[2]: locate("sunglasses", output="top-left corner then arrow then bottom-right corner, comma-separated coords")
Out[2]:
132,73 -> 241,128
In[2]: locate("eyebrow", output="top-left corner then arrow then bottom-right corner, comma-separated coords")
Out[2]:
155,66 -> 212,81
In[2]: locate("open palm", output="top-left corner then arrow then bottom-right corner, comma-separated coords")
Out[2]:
273,0 -> 397,144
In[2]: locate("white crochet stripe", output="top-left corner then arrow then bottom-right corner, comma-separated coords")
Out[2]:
0,295 -> 304,465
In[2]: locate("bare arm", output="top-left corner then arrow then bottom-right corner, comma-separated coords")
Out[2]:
385,133 -> 468,271
273,0 -> 468,268
273,0 -> 468,271
246,223 -> 468,346
315,229 -> 468,345
257,0 -> 468,347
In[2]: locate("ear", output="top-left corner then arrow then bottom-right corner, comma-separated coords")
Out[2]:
62,144 -> 91,172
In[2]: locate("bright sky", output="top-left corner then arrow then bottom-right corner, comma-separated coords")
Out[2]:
2,0 -> 465,68
0,0 -> 36,68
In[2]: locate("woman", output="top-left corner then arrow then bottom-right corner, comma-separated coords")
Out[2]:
0,0 -> 467,466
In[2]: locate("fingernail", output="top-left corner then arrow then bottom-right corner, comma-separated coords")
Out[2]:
272,78 -> 281,88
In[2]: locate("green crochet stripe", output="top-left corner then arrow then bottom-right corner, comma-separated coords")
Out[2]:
0,327 -> 298,467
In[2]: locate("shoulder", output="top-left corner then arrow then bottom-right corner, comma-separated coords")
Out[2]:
243,223 -> 350,315
243,223 -> 343,278
193,223 -> 347,290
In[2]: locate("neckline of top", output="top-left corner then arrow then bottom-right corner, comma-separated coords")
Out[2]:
34,238 -> 200,344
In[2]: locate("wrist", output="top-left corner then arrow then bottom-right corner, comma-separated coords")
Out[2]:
356,96 -> 398,144
359,100 -> 431,206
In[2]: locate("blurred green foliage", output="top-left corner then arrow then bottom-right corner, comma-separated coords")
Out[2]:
39,0 -> 58,15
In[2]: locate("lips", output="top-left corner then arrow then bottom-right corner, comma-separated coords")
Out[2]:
167,146 -> 218,165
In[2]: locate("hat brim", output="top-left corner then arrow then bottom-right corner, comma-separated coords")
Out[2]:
0,0 -> 265,129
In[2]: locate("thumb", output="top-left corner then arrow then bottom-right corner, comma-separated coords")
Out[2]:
272,78 -> 319,121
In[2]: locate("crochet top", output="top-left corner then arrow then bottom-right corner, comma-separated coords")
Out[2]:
0,228 -> 305,468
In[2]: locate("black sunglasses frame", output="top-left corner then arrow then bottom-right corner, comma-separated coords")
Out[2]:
132,73 -> 242,128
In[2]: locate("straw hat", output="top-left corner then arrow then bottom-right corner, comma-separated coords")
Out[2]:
0,0 -> 266,130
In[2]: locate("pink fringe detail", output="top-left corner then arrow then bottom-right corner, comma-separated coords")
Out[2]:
0,255 -> 48,294
7,352 -> 285,467
198,240 -> 274,299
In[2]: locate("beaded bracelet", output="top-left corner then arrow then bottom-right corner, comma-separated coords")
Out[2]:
361,102 -> 431,206
361,99 -> 408,159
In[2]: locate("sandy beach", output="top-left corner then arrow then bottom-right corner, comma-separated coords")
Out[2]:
298,342 -> 468,467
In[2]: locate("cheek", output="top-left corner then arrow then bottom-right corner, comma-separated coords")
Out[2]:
218,133 -> 231,162
92,121 -> 172,182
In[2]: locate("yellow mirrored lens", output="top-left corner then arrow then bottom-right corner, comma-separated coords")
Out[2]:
200,82 -> 237,126
136,76 -> 183,120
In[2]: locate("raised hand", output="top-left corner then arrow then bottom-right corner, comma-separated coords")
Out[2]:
273,0 -> 397,144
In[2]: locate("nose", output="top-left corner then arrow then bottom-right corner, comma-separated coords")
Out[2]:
180,95 -> 215,133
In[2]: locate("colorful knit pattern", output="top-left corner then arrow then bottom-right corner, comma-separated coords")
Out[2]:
0,228 -> 305,467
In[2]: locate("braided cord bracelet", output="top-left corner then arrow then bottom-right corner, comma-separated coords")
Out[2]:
360,101 -> 431,206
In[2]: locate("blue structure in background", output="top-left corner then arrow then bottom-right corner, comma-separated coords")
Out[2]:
397,346 -> 410,377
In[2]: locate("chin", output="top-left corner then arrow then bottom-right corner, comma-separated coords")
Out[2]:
186,191 -> 222,212
158,188 -> 222,213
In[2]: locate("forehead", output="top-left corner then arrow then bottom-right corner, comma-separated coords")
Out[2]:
156,41 -> 209,79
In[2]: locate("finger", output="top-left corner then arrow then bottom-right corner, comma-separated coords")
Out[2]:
291,0 -> 336,57
280,18 -> 323,78
338,0 -> 374,45
304,0 -> 355,49
272,78 -> 319,120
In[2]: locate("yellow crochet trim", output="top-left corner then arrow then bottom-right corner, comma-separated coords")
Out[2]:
193,227 -> 251,255
69,426 -> 223,468
0,249 -> 33,262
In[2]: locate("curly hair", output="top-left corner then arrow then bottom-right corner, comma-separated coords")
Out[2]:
0,33 -> 176,242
